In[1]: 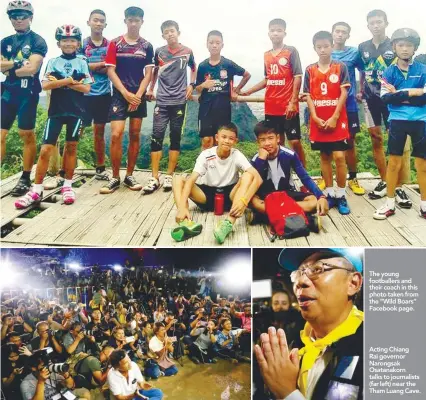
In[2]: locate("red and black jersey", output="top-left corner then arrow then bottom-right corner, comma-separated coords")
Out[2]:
105,35 -> 154,93
264,45 -> 303,115
303,61 -> 350,142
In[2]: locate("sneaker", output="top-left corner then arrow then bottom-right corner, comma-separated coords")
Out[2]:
15,190 -> 42,209
214,219 -> 233,244
348,178 -> 365,196
336,196 -> 350,215
420,208 -> 426,219
171,220 -> 203,242
326,194 -> 336,209
142,177 -> 160,194
61,186 -> 76,205
368,180 -> 387,199
395,188 -> 412,209
123,175 -> 142,191
100,177 -> 120,194
307,213 -> 322,233
163,175 -> 173,192
43,176 -> 65,190
373,203 -> 396,220
11,177 -> 31,197
317,178 -> 326,191
95,169 -> 110,181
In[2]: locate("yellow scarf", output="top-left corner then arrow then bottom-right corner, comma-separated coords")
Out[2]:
297,306 -> 364,396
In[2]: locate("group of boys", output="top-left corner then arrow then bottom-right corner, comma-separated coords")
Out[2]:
1,2 -> 425,245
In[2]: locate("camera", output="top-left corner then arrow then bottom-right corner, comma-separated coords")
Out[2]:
32,347 -> 70,374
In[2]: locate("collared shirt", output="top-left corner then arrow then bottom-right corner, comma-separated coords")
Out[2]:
107,361 -> 143,400
284,349 -> 332,400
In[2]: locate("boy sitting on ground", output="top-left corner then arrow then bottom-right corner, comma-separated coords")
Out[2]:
249,120 -> 328,226
172,123 -> 262,244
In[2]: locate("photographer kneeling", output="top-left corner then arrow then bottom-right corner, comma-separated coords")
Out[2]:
213,319 -> 250,364
146,323 -> 178,379
20,348 -> 91,400
63,322 -> 98,357
73,345 -> 114,392
31,322 -> 63,357
107,349 -> 163,400
188,319 -> 217,364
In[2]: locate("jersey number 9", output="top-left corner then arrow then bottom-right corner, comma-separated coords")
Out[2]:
320,82 -> 328,95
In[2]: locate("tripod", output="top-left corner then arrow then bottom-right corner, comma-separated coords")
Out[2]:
172,336 -> 185,367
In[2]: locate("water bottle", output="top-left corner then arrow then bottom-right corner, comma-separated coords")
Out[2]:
214,190 -> 224,216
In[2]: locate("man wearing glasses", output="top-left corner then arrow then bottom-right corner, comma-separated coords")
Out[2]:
255,248 -> 363,400
1,1 -> 48,196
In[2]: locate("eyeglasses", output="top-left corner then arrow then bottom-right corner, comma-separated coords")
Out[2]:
10,14 -> 30,21
290,261 -> 354,283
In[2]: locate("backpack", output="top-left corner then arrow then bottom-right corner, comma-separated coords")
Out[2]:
73,355 -> 98,390
264,191 -> 310,241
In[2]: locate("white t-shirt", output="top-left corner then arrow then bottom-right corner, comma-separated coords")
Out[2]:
149,335 -> 165,353
107,361 -> 144,400
193,146 -> 252,187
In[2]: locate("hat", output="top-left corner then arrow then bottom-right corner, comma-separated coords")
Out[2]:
278,248 -> 363,273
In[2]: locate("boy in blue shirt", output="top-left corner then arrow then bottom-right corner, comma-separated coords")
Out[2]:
15,25 -> 92,209
374,29 -> 426,220
331,22 -> 365,195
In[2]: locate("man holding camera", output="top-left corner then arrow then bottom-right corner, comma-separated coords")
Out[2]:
73,345 -> 114,392
20,350 -> 91,400
189,307 -> 207,329
30,322 -> 63,356
85,309 -> 111,344
63,322 -> 97,357
1,313 -> 33,341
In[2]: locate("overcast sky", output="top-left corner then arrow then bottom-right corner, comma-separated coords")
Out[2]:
1,0 -> 425,82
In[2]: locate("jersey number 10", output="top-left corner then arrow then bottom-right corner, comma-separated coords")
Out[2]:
21,79 -> 28,89
270,64 -> 279,75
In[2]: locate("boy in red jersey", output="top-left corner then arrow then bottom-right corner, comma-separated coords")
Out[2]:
304,31 -> 351,215
241,19 -> 305,166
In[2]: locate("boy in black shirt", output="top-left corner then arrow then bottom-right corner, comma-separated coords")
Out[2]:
1,1 -> 48,196
195,30 -> 251,149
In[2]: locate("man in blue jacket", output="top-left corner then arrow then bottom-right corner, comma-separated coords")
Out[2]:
249,120 -> 328,223
373,29 -> 426,220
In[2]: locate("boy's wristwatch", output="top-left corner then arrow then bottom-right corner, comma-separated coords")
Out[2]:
190,82 -> 196,89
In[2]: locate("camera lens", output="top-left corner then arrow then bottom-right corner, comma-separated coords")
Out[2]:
48,363 -> 70,374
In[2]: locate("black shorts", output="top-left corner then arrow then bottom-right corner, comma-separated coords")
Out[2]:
1,88 -> 39,130
151,104 -> 187,152
192,183 -> 237,211
109,90 -> 147,121
362,97 -> 390,129
198,107 -> 231,138
347,112 -> 360,136
265,114 -> 301,140
311,140 -> 349,155
388,120 -> 426,159
42,116 -> 83,145
82,94 -> 112,126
